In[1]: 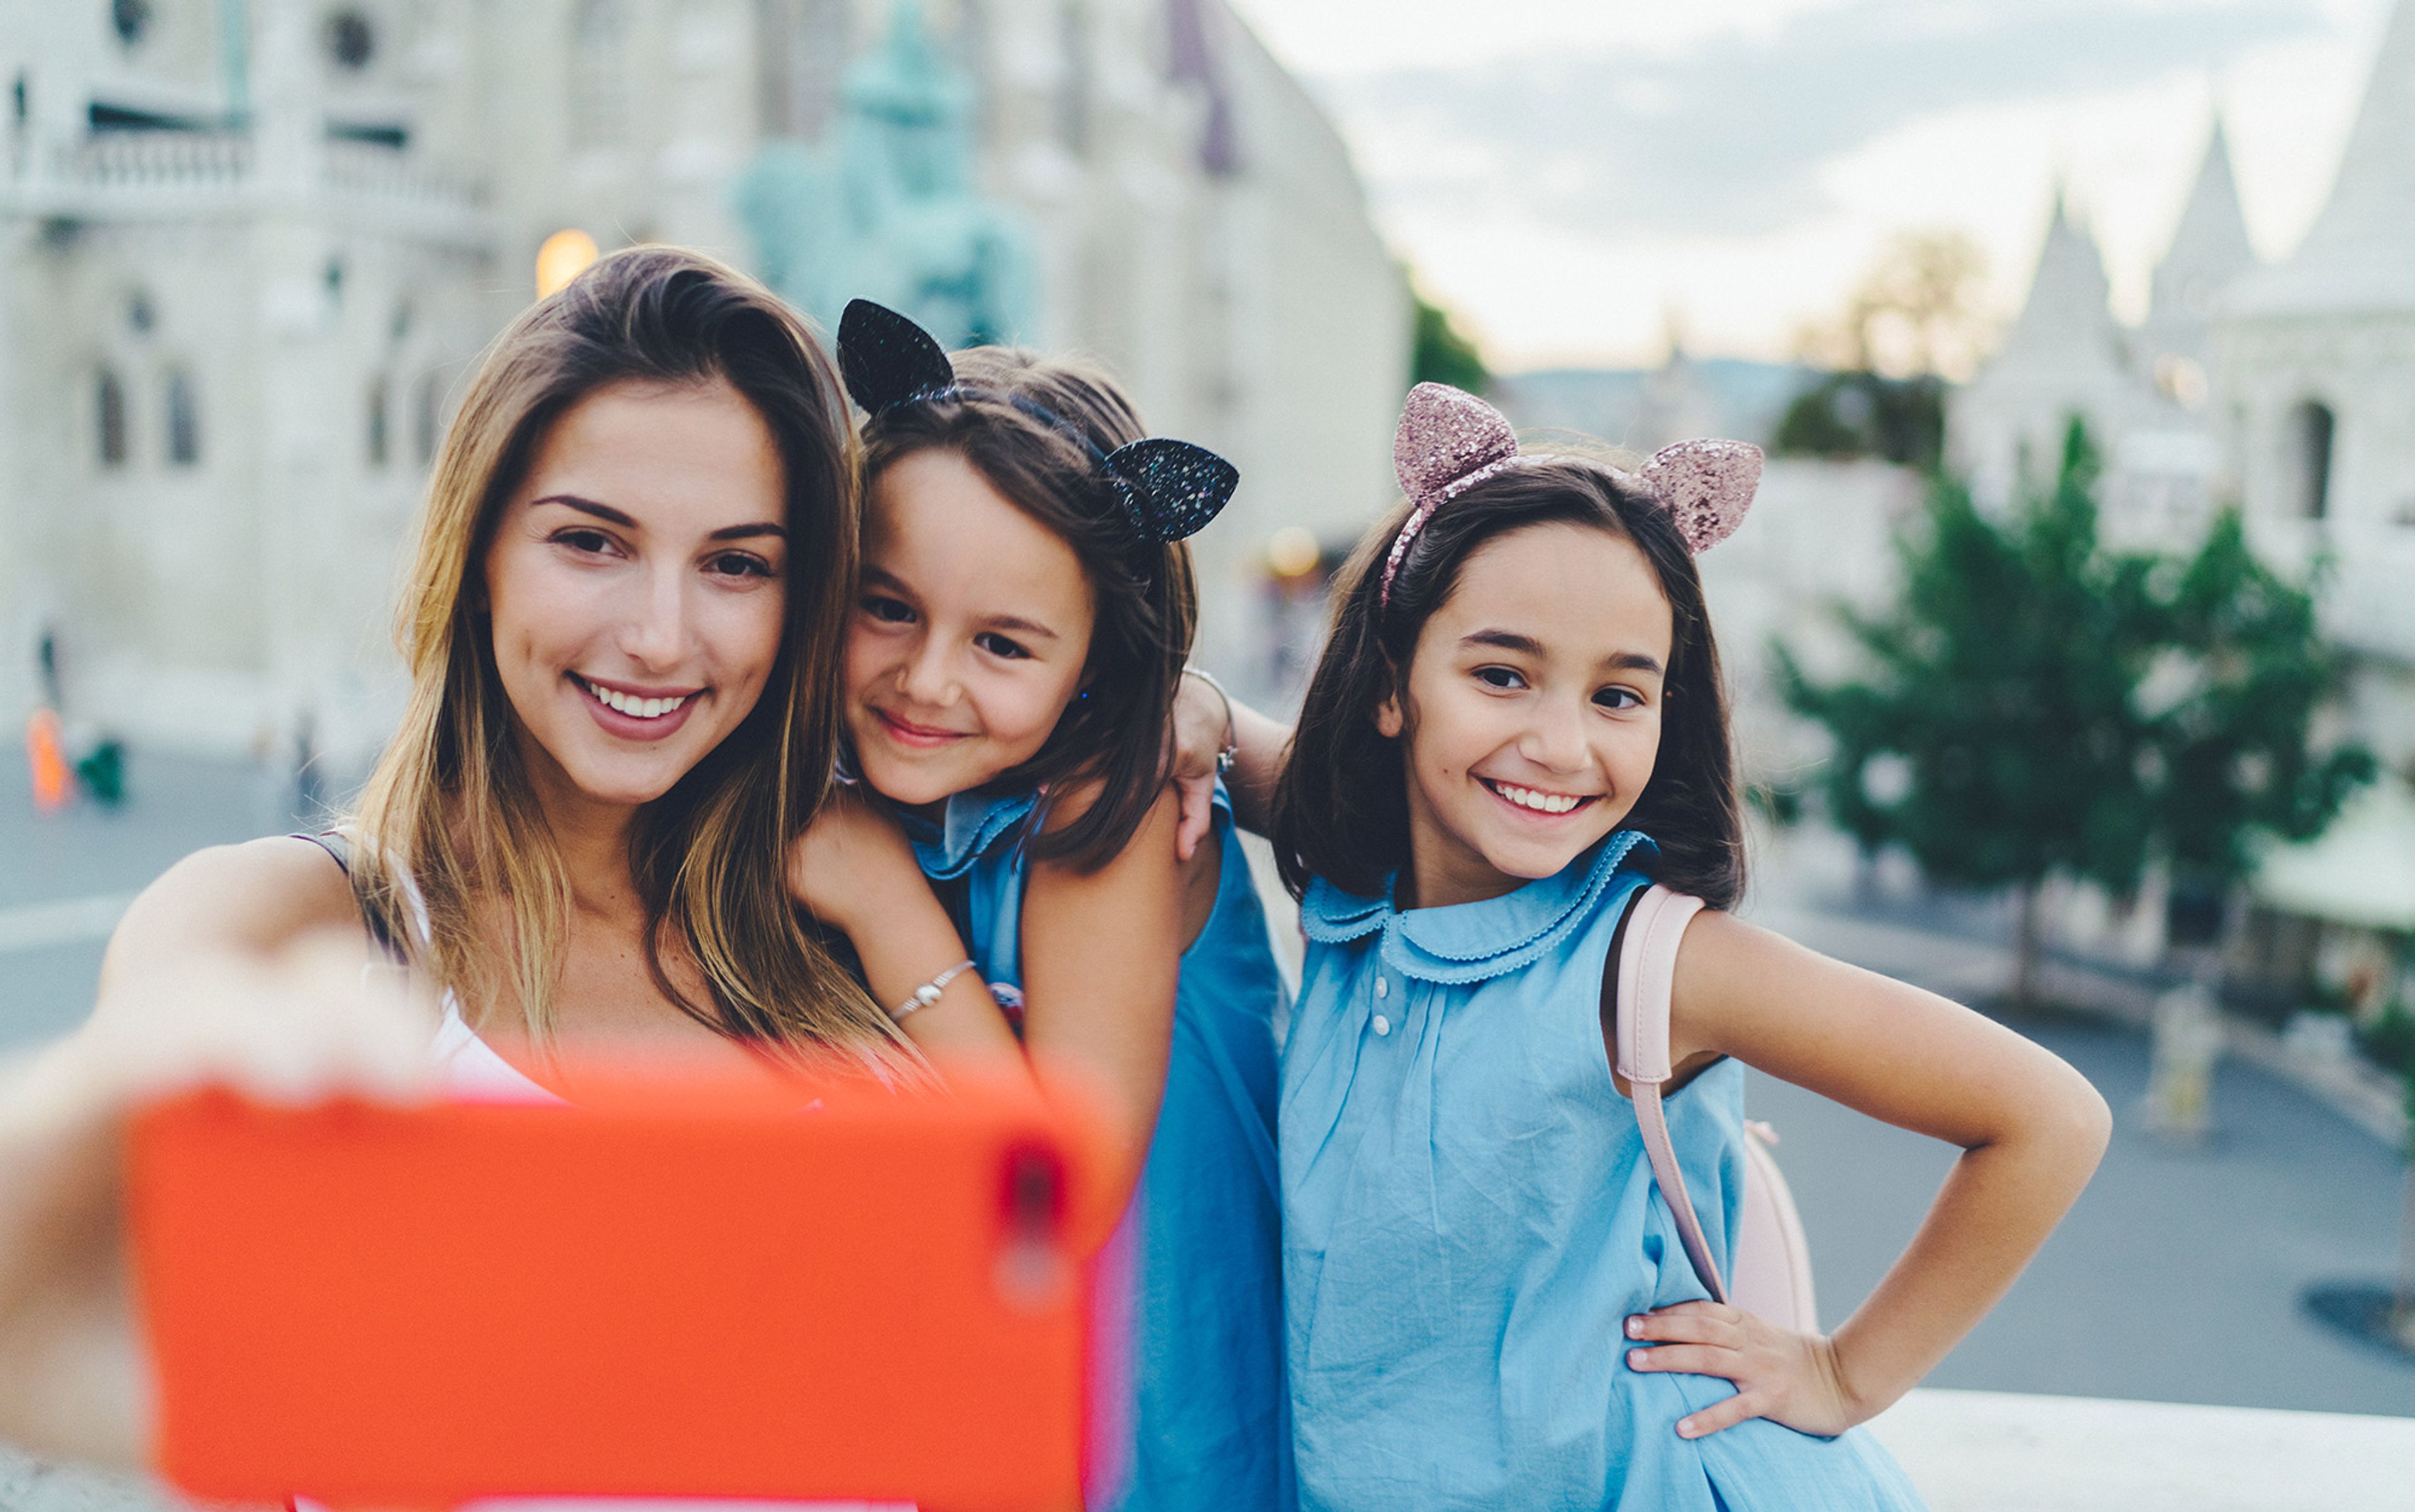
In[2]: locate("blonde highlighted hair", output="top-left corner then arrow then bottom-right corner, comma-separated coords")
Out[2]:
351,245 -> 913,1073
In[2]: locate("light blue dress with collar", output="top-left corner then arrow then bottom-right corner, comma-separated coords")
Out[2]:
909,783 -> 1293,1512
1283,831 -> 1925,1512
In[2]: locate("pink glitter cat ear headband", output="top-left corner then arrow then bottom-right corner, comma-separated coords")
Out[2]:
1379,382 -> 1764,606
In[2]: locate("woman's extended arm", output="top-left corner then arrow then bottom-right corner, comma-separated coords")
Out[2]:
0,842 -> 431,1466
1624,911 -> 2111,1439
1016,786 -> 1197,1208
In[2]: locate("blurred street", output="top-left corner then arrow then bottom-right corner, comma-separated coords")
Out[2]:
1743,842 -> 2415,1418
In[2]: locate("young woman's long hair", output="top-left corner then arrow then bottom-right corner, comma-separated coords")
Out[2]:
858,347 -> 1197,871
350,245 -> 911,1071
1272,459 -> 1746,909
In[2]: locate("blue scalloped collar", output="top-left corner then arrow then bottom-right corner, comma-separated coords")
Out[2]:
902,787 -> 1041,881
1298,830 -> 1655,984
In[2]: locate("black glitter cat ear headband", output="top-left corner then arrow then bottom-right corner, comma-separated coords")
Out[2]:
836,299 -> 1239,545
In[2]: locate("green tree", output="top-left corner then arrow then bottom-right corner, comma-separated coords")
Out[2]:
1773,372 -> 1946,471
1411,289 -> 1488,394
1779,423 -> 2162,1005
1782,418 -> 2374,1005
2141,513 -> 2373,940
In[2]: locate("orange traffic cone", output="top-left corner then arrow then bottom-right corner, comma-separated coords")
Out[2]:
27,706 -> 70,812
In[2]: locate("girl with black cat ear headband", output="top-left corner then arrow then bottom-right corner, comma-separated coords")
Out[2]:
787,301 -> 1291,1512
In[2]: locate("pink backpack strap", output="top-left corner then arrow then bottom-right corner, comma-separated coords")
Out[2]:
1608,884 -> 1726,1304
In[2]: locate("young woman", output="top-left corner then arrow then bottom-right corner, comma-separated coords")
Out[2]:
0,248 -> 1018,1472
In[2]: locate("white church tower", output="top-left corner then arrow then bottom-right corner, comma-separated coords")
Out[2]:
1948,186 -> 2162,510
2217,0 -> 2415,723
2140,117 -> 2257,397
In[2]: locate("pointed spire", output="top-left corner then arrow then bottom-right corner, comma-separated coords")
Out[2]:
2143,115 -> 2258,355
1995,179 -> 2121,371
2235,0 -> 2415,314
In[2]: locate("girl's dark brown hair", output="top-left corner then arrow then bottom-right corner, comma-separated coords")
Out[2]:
859,347 -> 1197,870
354,244 -> 914,1072
1272,459 -> 1745,908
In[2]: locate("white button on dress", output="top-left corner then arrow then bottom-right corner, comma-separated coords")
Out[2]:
1372,1014 -> 1392,1037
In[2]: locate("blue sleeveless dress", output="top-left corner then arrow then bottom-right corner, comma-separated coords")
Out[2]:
1282,831 -> 1926,1512
908,784 -> 1293,1512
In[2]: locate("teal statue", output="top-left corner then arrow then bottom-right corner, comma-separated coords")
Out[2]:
736,0 -> 1032,348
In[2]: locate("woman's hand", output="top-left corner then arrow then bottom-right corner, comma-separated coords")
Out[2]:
0,931 -> 431,1466
1623,1299 -> 1860,1440
787,787 -> 924,936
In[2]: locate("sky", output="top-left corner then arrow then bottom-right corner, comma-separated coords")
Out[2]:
1224,0 -> 2396,372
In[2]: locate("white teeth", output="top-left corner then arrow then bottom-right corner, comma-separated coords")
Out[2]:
1493,782 -> 1584,814
583,678 -> 691,719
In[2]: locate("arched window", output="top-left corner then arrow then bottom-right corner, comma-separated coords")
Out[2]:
2287,399 -> 2334,520
164,366 -> 201,466
97,367 -> 128,467
570,0 -> 630,148
414,372 -> 443,466
366,374 -> 391,467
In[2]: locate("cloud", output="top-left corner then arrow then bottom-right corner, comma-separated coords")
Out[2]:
1318,0 -> 2329,238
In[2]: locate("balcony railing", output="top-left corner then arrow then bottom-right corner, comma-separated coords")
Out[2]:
1,126 -> 486,236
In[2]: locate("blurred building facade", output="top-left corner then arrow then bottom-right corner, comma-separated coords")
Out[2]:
1950,0 -> 2415,971
0,0 -> 1407,763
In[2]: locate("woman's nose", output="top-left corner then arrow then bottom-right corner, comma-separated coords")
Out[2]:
619,564 -> 692,669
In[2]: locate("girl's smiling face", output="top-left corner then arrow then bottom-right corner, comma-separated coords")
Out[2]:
481,378 -> 790,814
1380,521 -> 1673,910
845,447 -> 1097,809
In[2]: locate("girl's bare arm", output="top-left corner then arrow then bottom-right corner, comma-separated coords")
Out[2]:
787,792 -> 1026,1075
1626,911 -> 2111,1439
1168,674 -> 1292,848
1016,785 -> 1194,1208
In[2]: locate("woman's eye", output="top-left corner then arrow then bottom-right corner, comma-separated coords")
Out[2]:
861,595 -> 916,625
1474,665 -> 1526,690
975,631 -> 1031,660
1595,686 -> 1643,711
554,528 -> 614,555
708,551 -> 775,579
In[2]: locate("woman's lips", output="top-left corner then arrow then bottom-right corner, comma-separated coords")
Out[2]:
872,706 -> 970,750
572,673 -> 702,743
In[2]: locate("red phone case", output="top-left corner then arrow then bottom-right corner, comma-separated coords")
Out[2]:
130,1073 -> 1116,1512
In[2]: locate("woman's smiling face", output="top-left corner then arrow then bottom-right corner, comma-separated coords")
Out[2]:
1381,520 -> 1673,910
844,447 -> 1097,810
480,377 -> 791,814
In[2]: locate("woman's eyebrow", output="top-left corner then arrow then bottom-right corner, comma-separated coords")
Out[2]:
531,494 -> 782,542
531,493 -> 633,526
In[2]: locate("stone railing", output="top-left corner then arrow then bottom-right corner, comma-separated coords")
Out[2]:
1869,1387 -> 2415,1510
2,128 -> 484,229
7,1388 -> 2411,1510
50,130 -> 255,191
319,136 -> 483,213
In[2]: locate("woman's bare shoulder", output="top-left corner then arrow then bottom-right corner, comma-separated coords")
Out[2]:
103,835 -> 365,976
